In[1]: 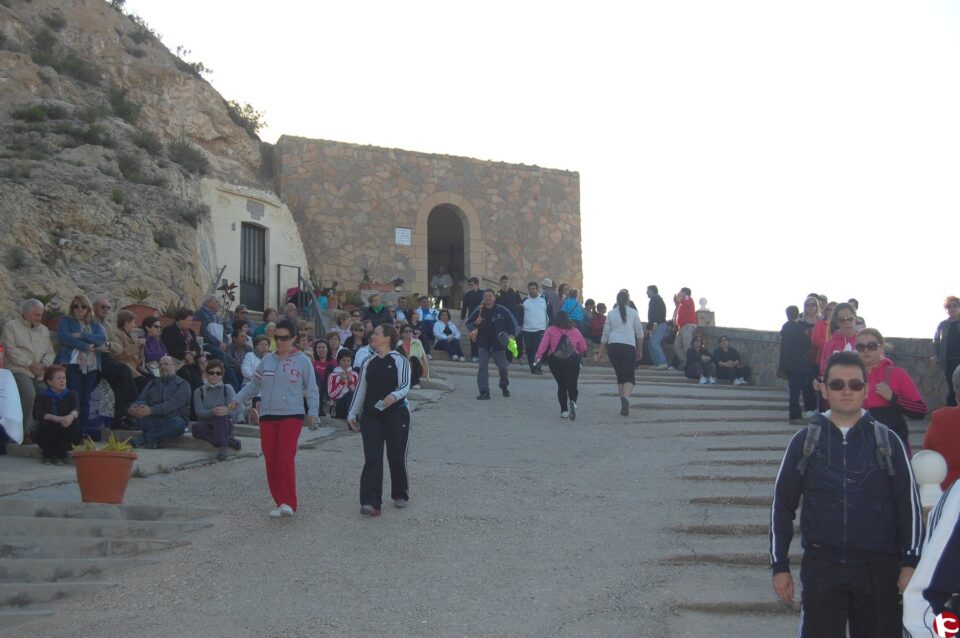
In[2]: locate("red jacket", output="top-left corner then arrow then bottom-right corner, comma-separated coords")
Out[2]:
863,357 -> 928,417
819,331 -> 858,375
675,297 -> 696,328
810,320 -> 828,364
923,406 -> 960,490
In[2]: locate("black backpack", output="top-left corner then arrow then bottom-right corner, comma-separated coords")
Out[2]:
550,333 -> 575,360
796,417 -> 894,477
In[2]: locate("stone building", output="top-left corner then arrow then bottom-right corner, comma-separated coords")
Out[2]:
273,136 -> 582,309
199,179 -> 311,312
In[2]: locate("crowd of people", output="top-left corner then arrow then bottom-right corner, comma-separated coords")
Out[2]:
1,280 -> 959,633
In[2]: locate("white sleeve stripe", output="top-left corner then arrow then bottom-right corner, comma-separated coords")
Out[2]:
769,429 -> 805,565
890,432 -> 922,555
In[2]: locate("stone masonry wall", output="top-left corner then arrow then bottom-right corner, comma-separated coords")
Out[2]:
698,326 -> 947,413
273,136 -> 582,296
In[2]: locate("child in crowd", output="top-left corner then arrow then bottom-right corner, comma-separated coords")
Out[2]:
335,312 -> 352,343
327,350 -> 359,422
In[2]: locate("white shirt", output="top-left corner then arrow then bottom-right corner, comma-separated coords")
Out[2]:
433,320 -> 461,341
601,305 -> 644,346
521,296 -> 549,332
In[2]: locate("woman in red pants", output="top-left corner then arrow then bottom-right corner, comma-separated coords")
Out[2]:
234,319 -> 319,518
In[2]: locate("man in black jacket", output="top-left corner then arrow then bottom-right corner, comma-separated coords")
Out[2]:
466,290 -> 518,400
779,305 -> 811,424
460,277 -> 484,363
645,285 -> 669,369
496,275 -> 524,358
770,351 -> 923,638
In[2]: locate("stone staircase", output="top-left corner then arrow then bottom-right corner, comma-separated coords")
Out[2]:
428,356 -> 932,635
0,499 -> 218,628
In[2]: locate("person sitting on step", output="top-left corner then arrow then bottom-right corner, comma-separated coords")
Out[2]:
191,359 -> 241,461
33,365 -> 79,466
432,309 -> 465,361
128,356 -> 191,449
685,334 -> 717,384
327,350 -> 359,421
713,336 -> 752,386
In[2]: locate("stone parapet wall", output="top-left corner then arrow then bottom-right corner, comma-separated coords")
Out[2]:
274,136 -> 582,297
698,326 -> 946,412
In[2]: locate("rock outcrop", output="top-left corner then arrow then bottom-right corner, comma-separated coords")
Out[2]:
0,0 -> 265,319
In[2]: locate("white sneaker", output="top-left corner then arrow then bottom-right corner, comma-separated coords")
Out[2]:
709,377 -> 717,384
270,504 -> 294,518
412,384 -> 421,390
471,357 -> 479,363
655,364 -> 669,370
803,410 -> 817,419
426,354 -> 432,360
699,376 -> 708,384
560,411 -> 569,418
734,378 -> 747,386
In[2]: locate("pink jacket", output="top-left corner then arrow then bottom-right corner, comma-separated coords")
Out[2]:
819,331 -> 858,375
863,357 -> 928,417
535,326 -> 588,361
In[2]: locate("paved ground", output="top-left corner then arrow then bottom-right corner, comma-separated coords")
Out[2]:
1,361 -> 932,637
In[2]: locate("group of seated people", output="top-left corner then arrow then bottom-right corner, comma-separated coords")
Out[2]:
683,334 -> 752,385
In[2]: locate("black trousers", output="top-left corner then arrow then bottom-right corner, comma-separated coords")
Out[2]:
100,353 -> 138,423
946,358 -> 959,407
716,365 -> 751,382
359,406 -> 410,508
409,356 -> 422,387
332,392 -> 353,419
798,553 -> 902,638
522,330 -> 545,372
803,362 -> 818,412
548,355 -> 581,411
36,418 -> 81,460
787,372 -> 805,420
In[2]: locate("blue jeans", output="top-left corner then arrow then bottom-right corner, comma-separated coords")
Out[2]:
649,323 -> 669,367
434,338 -> 464,359
66,364 -> 100,439
138,415 -> 186,445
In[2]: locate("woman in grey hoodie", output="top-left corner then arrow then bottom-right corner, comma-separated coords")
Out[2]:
234,320 -> 319,518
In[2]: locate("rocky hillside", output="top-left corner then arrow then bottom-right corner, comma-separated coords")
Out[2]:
0,0 -> 266,321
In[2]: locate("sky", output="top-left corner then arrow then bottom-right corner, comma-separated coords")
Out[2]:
124,0 -> 960,338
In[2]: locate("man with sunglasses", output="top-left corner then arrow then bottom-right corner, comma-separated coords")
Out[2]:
770,351 -> 923,638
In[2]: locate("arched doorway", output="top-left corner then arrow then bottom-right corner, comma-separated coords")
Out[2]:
427,204 -> 465,310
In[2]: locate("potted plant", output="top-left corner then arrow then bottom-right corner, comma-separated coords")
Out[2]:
391,277 -> 405,292
71,433 -> 138,504
121,288 -> 158,325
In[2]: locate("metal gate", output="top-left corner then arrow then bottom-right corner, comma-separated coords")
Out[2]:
240,223 -> 266,311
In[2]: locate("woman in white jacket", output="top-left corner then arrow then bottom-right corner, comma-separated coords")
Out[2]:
432,309 -> 466,361
596,290 -> 644,417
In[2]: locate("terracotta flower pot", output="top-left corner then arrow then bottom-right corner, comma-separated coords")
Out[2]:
158,316 -> 175,328
72,450 -> 138,504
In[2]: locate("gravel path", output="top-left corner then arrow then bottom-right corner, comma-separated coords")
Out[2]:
7,366 -> 797,637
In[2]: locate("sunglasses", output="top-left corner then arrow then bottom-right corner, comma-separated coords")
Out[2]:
207,370 -> 223,376
948,303 -> 960,310
855,342 -> 880,352
275,334 -> 293,341
826,379 -> 866,392
72,303 -> 89,310
836,315 -> 856,323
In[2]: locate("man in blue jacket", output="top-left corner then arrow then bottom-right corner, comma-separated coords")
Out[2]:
466,290 -> 518,400
769,351 -> 923,638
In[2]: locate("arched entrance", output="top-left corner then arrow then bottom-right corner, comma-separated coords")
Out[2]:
427,205 -> 465,310
413,191 -> 483,310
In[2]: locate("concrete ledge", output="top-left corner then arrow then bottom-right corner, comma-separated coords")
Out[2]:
0,500 -> 219,522
0,580 -> 116,609
0,537 -> 187,559
0,557 -> 156,583
0,516 -> 211,540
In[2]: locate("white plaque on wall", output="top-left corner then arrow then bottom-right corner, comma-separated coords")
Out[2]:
395,227 -> 412,246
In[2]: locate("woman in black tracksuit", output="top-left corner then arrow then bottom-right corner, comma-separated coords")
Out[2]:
347,323 -> 412,517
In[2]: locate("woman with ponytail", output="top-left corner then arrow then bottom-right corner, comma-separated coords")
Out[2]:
597,290 -> 644,416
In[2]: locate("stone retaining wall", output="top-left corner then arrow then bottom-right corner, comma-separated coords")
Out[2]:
699,326 -> 946,412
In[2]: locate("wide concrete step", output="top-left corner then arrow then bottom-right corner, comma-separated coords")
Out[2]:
0,607 -> 54,628
0,537 -> 186,559
0,580 -> 116,609
0,558 -> 155,583
0,500 -> 219,522
0,516 -> 211,540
